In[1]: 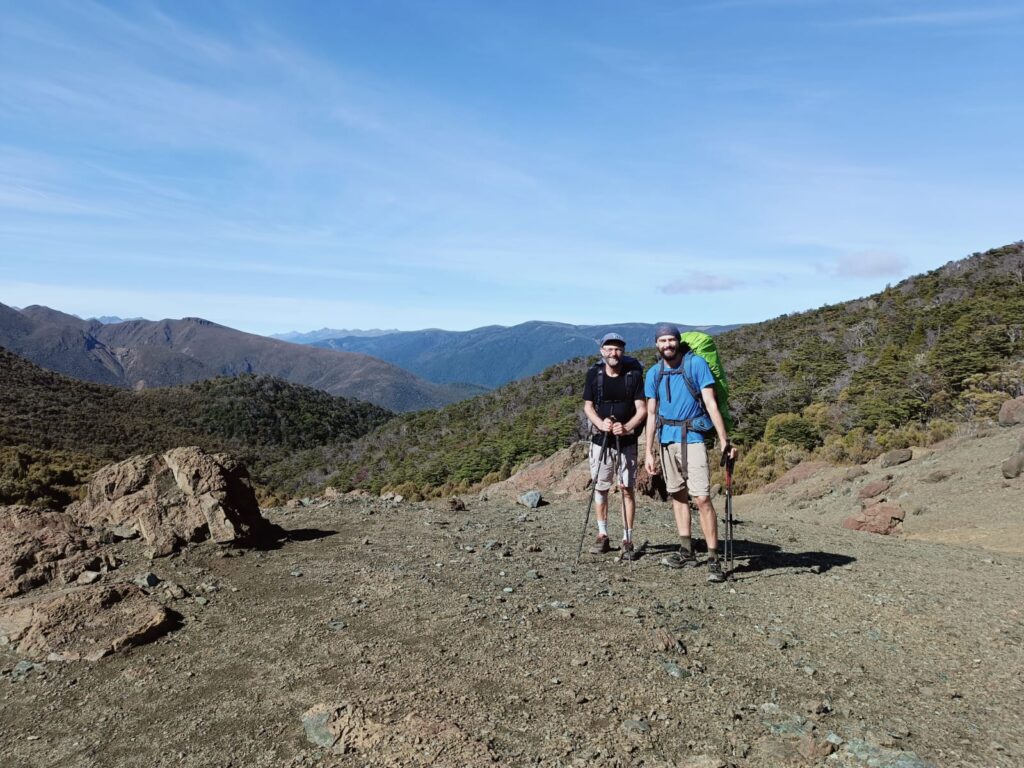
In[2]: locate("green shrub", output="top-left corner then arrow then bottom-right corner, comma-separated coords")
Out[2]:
763,413 -> 820,451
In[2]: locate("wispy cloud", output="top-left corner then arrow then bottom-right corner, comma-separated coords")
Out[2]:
659,272 -> 745,294
845,7 -> 1023,28
823,251 -> 911,278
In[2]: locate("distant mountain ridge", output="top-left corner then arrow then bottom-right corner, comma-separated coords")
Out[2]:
0,304 -> 481,412
91,315 -> 147,324
272,328 -> 400,343
307,321 -> 740,388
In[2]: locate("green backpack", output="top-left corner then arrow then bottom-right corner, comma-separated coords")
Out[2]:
678,331 -> 734,432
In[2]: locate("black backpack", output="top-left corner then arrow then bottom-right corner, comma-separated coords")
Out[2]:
592,355 -> 644,407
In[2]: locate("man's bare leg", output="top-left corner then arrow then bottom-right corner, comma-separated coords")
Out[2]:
622,487 -> 636,532
670,490 -> 691,536
589,491 -> 611,554
694,495 -> 718,551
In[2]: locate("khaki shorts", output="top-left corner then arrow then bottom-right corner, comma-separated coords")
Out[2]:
589,441 -> 637,492
659,441 -> 711,497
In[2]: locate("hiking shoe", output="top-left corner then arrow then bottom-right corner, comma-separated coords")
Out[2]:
660,548 -> 697,569
706,559 -> 726,583
620,539 -> 636,561
589,535 -> 611,555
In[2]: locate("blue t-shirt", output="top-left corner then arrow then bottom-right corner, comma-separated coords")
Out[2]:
644,354 -> 715,444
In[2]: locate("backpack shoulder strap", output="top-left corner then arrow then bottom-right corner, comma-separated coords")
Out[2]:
680,352 -> 703,403
622,362 -> 640,400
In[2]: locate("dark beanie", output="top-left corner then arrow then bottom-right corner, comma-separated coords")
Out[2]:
654,323 -> 681,340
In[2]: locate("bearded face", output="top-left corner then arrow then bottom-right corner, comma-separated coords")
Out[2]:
655,335 -> 681,361
601,344 -> 624,367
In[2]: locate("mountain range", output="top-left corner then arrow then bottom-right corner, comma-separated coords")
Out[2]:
305,321 -> 739,388
272,327 -> 400,343
0,304 -> 480,412
325,242 -> 1024,497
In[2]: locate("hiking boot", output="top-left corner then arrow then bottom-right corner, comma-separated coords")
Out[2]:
706,559 -> 726,583
589,534 -> 611,555
660,547 -> 697,569
620,539 -> 636,561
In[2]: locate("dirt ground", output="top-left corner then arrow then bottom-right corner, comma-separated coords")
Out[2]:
2,426 -> 1023,767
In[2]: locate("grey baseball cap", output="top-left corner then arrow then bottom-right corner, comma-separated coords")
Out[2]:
654,323 -> 681,340
600,332 -> 626,347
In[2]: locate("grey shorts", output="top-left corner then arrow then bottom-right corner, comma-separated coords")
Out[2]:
589,441 -> 637,492
659,441 -> 711,497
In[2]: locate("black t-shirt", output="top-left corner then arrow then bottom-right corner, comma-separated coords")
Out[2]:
583,365 -> 644,446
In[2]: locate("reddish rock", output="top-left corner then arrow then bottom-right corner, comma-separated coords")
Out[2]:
0,506 -> 100,598
857,478 -> 892,500
998,396 -> 1024,426
484,442 -> 590,499
0,583 -> 174,661
798,733 -> 836,761
842,502 -> 905,535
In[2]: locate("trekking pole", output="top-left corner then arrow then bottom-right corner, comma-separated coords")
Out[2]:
575,429 -> 611,568
720,450 -> 736,577
610,433 -> 628,565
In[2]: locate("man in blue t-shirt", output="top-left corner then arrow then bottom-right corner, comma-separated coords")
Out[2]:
644,323 -> 737,582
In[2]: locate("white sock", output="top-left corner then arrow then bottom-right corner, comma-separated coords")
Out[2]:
598,520 -> 608,537
624,528 -> 633,542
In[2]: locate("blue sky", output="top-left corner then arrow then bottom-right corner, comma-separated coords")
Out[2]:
1,1 -> 1021,335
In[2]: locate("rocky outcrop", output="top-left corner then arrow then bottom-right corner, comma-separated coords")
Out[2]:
0,506 -> 101,598
843,466 -> 869,482
998,396 -> 1024,426
68,447 -> 280,556
483,442 -> 590,500
0,583 -> 175,661
1002,433 -> 1024,479
842,502 -> 905,535
879,448 -> 913,468
636,465 -> 668,501
857,478 -> 892,500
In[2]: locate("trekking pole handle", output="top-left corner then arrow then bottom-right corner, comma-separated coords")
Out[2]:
720,443 -> 735,489
719,442 -> 733,466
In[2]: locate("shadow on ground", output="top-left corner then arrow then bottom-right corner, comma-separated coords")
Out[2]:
249,526 -> 338,550
636,538 -> 854,575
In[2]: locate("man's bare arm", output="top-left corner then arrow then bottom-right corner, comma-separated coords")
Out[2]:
701,387 -> 736,458
584,400 -> 612,432
644,397 -> 659,473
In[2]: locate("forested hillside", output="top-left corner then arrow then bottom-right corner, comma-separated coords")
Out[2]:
329,243 -> 1024,497
0,349 -> 392,507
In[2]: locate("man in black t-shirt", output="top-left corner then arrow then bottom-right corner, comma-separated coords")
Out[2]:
582,333 -> 647,560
